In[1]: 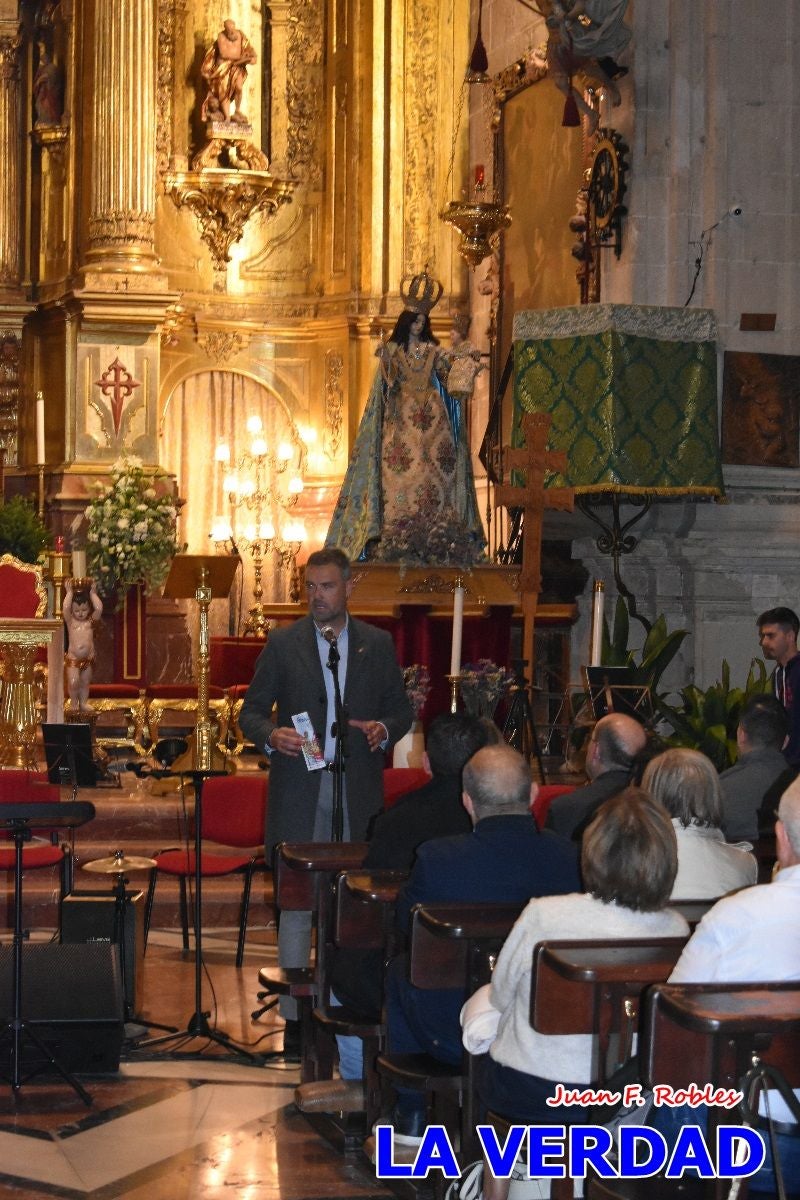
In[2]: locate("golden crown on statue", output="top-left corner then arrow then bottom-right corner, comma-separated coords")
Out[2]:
400,266 -> 444,315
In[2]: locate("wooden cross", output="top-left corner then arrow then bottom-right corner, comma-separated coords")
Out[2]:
494,411 -> 574,683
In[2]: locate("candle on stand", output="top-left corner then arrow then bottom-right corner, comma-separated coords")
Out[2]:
72,549 -> 87,578
449,581 -> 465,676
589,579 -> 605,666
35,391 -> 45,464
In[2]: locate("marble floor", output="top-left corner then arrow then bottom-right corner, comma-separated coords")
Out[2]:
0,928 -> 393,1200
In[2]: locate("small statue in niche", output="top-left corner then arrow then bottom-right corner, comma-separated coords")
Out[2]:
63,579 -> 102,713
200,19 -> 257,126
33,43 -> 64,128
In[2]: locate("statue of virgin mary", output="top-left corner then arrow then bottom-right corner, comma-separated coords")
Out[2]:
326,271 -> 485,564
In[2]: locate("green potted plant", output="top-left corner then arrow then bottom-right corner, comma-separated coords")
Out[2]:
656,658 -> 771,772
0,495 -> 51,563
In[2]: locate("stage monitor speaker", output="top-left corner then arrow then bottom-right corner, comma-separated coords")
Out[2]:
61,889 -> 144,1012
0,944 -> 123,1074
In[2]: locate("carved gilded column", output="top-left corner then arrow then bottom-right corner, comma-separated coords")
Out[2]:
0,30 -> 23,289
83,0 -> 158,273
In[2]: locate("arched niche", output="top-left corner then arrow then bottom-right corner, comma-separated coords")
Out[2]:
160,369 -> 304,640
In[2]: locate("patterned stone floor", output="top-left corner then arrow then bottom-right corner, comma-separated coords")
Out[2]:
0,930 -> 392,1200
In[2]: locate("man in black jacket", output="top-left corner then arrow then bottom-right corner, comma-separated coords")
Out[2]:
364,711 -> 500,869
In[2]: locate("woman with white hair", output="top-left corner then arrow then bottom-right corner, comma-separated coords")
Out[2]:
642,747 -> 757,899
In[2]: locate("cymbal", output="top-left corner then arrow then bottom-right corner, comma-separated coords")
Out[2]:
82,852 -> 157,874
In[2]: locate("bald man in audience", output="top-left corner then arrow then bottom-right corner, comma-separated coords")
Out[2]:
546,713 -> 648,842
381,744 -> 580,1144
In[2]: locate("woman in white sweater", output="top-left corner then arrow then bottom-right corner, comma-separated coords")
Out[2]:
641,747 -> 757,900
465,789 -> 689,1200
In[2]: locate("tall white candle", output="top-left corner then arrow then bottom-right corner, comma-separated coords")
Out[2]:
450,582 -> 465,675
72,550 -> 87,577
35,392 -> 45,465
590,579 -> 605,666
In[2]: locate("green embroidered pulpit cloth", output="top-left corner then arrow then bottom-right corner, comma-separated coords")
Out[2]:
512,305 -> 724,496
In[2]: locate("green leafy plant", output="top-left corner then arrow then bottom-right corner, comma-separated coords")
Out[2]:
601,596 -> 689,695
564,597 -> 689,769
0,495 -> 51,563
655,658 -> 771,772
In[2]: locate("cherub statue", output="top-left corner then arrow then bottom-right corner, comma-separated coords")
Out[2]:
441,314 -> 486,403
63,579 -> 103,713
200,19 -> 257,125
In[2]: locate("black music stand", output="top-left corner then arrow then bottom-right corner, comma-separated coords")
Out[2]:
131,556 -> 263,1063
0,801 -> 96,1104
42,723 -> 97,788
326,635 -> 348,841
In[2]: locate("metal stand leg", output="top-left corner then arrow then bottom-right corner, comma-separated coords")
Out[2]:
502,659 -> 546,782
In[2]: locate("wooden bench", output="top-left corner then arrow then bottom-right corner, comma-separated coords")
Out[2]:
587,981 -> 800,1200
255,841 -> 368,1080
376,900 -> 524,1193
484,936 -> 689,1200
304,868 -> 407,1150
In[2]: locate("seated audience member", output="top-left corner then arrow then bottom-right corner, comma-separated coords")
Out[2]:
546,712 -> 647,841
364,712 -> 501,869
656,778 -> 800,1193
642,748 -> 757,899
382,744 -> 581,1142
296,712 -> 500,1114
720,695 -> 792,841
465,789 -> 689,1200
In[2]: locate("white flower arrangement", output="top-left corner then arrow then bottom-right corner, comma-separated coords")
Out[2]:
85,455 -> 185,602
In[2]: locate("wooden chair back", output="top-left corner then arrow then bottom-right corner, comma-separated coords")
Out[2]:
532,937 -> 688,1082
643,981 -> 800,1091
409,901 -> 524,991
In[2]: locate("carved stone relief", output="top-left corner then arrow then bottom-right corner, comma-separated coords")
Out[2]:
156,0 -> 186,181
324,349 -> 344,459
0,332 -> 20,468
286,0 -> 324,186
403,0 -> 439,274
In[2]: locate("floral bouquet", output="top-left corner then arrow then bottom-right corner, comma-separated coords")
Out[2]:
372,507 -> 485,567
85,455 -> 185,602
403,664 -> 431,720
459,658 -> 514,719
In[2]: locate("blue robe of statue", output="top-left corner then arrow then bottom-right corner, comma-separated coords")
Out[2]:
325,341 -> 485,563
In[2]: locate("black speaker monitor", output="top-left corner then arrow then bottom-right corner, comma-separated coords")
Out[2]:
0,943 -> 123,1073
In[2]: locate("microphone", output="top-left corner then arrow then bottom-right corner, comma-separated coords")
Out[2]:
319,626 -> 337,645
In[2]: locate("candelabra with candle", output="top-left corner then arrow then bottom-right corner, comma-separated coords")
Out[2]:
210,415 -> 307,635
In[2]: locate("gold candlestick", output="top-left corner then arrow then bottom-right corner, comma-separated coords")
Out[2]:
37,465 -> 45,519
445,673 -> 462,715
46,549 -> 73,618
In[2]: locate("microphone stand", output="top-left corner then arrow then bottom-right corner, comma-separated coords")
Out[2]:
326,638 -> 348,842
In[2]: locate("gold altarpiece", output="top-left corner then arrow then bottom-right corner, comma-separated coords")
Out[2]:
3,0 -> 472,530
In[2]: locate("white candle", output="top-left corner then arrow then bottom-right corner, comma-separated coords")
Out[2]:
35,392 -> 45,464
72,550 -> 87,577
450,583 -> 465,675
590,579 -> 605,666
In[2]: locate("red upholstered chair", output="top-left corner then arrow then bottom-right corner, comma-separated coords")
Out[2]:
382,767 -> 430,809
0,554 -> 47,619
0,770 -> 69,911
144,773 -> 268,967
531,783 -> 576,829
